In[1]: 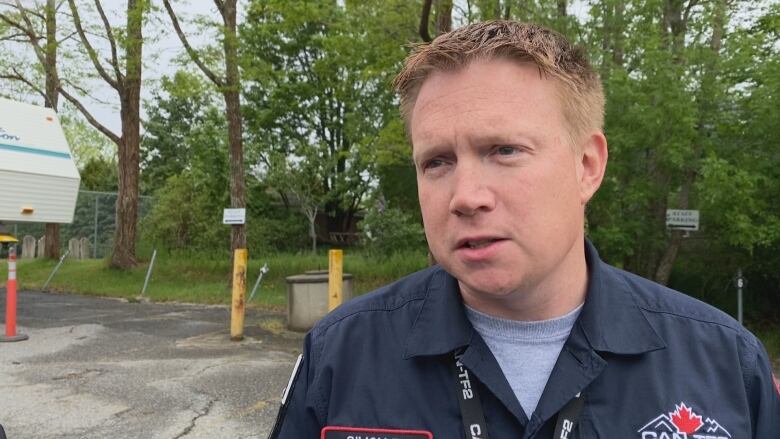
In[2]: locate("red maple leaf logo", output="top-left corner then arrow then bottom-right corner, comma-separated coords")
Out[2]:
669,403 -> 703,434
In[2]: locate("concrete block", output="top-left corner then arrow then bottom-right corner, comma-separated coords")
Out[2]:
286,271 -> 353,331
21,235 -> 36,259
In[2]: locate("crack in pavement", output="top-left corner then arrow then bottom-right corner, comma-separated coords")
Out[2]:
51,368 -> 107,381
171,399 -> 216,439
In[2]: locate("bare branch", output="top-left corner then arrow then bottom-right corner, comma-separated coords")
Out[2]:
93,0 -> 121,82
59,86 -> 121,146
213,0 -> 225,18
56,29 -> 77,44
61,78 -> 113,106
0,1 -> 44,20
0,4 -> 46,65
0,31 -> 28,41
66,0 -> 119,90
0,11 -> 30,35
162,0 -> 224,87
14,0 -> 48,64
0,67 -> 47,101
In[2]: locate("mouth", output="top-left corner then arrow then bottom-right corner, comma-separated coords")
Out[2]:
456,237 -> 506,250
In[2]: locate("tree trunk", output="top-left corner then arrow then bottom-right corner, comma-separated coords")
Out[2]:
435,0 -> 452,34
654,0 -> 726,284
43,0 -> 61,259
419,0 -> 433,42
654,168 -> 693,284
44,223 -> 59,258
309,209 -> 317,254
110,0 -> 143,269
43,0 -> 58,110
557,0 -> 567,18
223,0 -> 246,261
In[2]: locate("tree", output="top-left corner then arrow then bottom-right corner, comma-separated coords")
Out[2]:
265,153 -> 324,253
141,71 -> 214,192
242,0 -> 418,242
162,0 -> 247,257
56,0 -> 147,269
579,0 -> 746,284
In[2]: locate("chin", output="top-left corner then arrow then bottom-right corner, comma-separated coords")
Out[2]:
455,270 -> 523,298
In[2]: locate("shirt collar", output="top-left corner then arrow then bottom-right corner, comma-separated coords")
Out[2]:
403,268 -> 472,359
403,240 -> 665,359
577,240 -> 666,354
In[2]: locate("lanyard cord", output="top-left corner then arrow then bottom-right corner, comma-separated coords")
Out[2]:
453,350 -> 491,439
452,350 -> 585,439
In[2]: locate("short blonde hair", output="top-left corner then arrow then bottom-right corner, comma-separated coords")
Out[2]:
393,20 -> 604,142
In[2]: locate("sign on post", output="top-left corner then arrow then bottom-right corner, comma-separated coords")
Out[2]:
666,209 -> 699,231
222,208 -> 246,225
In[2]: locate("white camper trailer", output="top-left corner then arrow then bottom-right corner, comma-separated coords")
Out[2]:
0,98 -> 80,223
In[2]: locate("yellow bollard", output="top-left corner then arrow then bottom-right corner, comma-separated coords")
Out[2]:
328,249 -> 343,311
231,248 -> 248,341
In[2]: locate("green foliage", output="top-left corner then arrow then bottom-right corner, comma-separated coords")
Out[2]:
245,180 -> 310,254
61,107 -> 116,168
359,203 -> 426,256
141,71 -> 219,193
241,0 -> 419,235
7,248 -> 428,308
374,118 -> 419,220
80,157 -> 118,192
141,171 -> 228,251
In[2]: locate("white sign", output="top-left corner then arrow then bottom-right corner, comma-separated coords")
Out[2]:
666,209 -> 699,231
222,208 -> 246,225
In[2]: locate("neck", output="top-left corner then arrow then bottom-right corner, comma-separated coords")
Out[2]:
459,239 -> 588,321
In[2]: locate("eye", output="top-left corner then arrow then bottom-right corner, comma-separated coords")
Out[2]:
495,145 -> 520,156
419,156 -> 452,176
424,158 -> 446,169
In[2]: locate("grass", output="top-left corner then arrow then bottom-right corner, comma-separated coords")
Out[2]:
1,249 -> 429,311
3,250 -> 779,363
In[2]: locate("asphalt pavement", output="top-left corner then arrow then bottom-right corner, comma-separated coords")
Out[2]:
0,289 -> 304,439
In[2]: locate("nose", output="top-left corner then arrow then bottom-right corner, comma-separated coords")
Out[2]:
448,162 -> 496,217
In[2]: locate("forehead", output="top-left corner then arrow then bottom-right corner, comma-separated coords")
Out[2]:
409,59 -> 567,146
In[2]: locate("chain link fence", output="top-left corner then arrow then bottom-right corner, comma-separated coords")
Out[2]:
8,190 -> 155,259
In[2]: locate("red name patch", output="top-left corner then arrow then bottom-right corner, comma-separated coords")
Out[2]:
321,426 -> 433,439
773,373 -> 780,396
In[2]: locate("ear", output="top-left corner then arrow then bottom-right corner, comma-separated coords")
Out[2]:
576,132 -> 608,205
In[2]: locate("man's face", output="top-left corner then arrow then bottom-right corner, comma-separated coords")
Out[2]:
411,59 -> 603,308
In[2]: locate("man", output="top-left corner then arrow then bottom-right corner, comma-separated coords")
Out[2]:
270,21 -> 780,438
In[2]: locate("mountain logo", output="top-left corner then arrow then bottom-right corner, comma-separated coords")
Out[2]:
637,402 -> 731,439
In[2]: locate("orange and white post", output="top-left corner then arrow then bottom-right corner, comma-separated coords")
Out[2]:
1,245 -> 28,342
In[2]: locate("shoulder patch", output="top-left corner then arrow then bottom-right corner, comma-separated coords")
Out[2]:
267,354 -> 304,439
282,354 -> 304,405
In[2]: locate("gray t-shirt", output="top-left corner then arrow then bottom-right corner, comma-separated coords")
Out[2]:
465,303 -> 583,417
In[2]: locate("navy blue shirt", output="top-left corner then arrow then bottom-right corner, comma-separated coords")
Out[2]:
271,242 -> 780,438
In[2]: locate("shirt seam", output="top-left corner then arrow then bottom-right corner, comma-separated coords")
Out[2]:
637,307 -> 744,334
742,334 -> 759,398
313,269 -> 439,336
